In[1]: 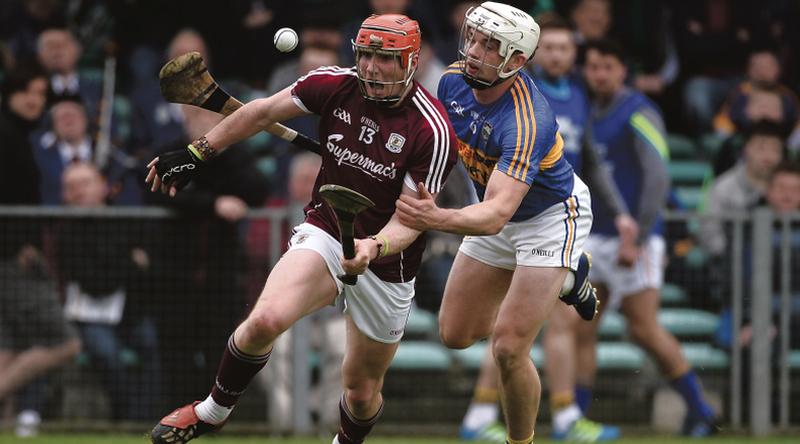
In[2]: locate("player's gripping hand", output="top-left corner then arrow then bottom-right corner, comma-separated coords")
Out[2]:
145,147 -> 205,197
341,237 -> 381,276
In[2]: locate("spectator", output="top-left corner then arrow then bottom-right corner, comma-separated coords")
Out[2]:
0,62 -> 47,206
713,49 -> 800,151
670,0 -> 755,134
57,162 -> 162,420
700,123 -> 786,258
712,162 -> 800,417
32,95 -> 140,205
0,0 -> 66,70
571,0 -> 611,47
36,28 -> 103,120
0,61 -> 81,439
766,161 -> 800,214
128,28 -> 215,173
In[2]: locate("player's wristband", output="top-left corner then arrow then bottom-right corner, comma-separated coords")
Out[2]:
188,135 -> 217,161
368,234 -> 390,258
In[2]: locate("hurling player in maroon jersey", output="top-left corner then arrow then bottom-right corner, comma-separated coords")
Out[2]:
145,14 -> 456,444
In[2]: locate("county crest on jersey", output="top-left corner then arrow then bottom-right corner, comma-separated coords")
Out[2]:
437,62 -> 575,222
291,66 -> 457,282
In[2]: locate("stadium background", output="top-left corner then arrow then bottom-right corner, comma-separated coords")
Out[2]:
0,0 -> 799,441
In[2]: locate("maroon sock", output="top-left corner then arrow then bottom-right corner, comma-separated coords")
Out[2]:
336,394 -> 384,444
209,335 -> 271,407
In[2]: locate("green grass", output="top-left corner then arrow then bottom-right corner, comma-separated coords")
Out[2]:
1,435 -> 799,444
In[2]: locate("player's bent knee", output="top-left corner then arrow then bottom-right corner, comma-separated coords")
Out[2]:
492,335 -> 531,370
439,329 -> 481,349
344,379 -> 381,408
241,310 -> 292,345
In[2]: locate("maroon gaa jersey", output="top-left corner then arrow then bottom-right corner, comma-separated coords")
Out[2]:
291,66 -> 457,282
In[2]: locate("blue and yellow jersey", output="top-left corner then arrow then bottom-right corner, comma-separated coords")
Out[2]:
531,68 -> 590,175
438,62 -> 575,222
589,87 -> 669,236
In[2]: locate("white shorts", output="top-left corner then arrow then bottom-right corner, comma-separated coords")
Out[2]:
287,223 -> 415,344
584,234 -> 666,311
458,175 -> 592,271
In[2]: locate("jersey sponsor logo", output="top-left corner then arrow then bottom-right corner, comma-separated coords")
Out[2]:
333,107 -> 351,124
385,132 -> 406,153
326,134 -> 398,180
360,115 -> 380,133
450,100 -> 465,116
457,139 -> 496,186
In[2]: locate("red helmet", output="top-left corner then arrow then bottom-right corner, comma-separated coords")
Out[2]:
353,14 -> 421,103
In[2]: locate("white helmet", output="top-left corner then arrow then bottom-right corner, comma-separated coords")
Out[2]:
459,1 -> 540,88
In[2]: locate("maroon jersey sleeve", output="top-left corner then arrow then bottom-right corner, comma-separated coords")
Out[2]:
291,66 -> 357,115
407,87 -> 458,194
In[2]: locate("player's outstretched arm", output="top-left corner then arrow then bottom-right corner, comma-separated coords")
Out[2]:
145,86 -> 308,196
397,170 -> 527,236
342,184 -> 428,276
203,86 -> 307,154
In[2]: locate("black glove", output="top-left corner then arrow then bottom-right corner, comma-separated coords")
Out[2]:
155,147 -> 205,191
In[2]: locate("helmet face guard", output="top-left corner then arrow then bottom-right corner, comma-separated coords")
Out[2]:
458,3 -> 540,89
353,45 -> 416,104
353,14 -> 421,104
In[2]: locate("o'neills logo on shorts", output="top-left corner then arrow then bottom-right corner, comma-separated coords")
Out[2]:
531,248 -> 555,257
327,134 -> 397,180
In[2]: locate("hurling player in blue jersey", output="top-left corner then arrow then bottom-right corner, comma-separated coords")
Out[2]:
396,3 -> 597,443
576,39 -> 718,437
453,13 -> 639,443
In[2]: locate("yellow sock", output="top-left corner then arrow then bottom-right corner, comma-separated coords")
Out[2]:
506,431 -> 534,444
551,391 -> 575,412
473,387 -> 499,404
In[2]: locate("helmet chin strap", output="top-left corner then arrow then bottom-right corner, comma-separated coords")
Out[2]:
462,63 -> 519,90
462,73 -> 502,90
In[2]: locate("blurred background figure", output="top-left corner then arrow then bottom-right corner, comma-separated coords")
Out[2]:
32,95 -> 140,206
0,61 -> 82,438
712,48 -> 800,164
36,28 -> 103,121
56,162 -> 162,421
579,39 -> 719,437
701,123 -> 786,258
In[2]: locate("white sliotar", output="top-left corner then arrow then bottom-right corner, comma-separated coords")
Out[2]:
274,27 -> 299,53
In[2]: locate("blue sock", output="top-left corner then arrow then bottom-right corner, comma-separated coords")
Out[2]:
671,370 -> 715,420
574,384 -> 593,414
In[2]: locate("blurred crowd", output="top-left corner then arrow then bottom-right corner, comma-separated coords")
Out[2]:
1,0 -> 800,437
